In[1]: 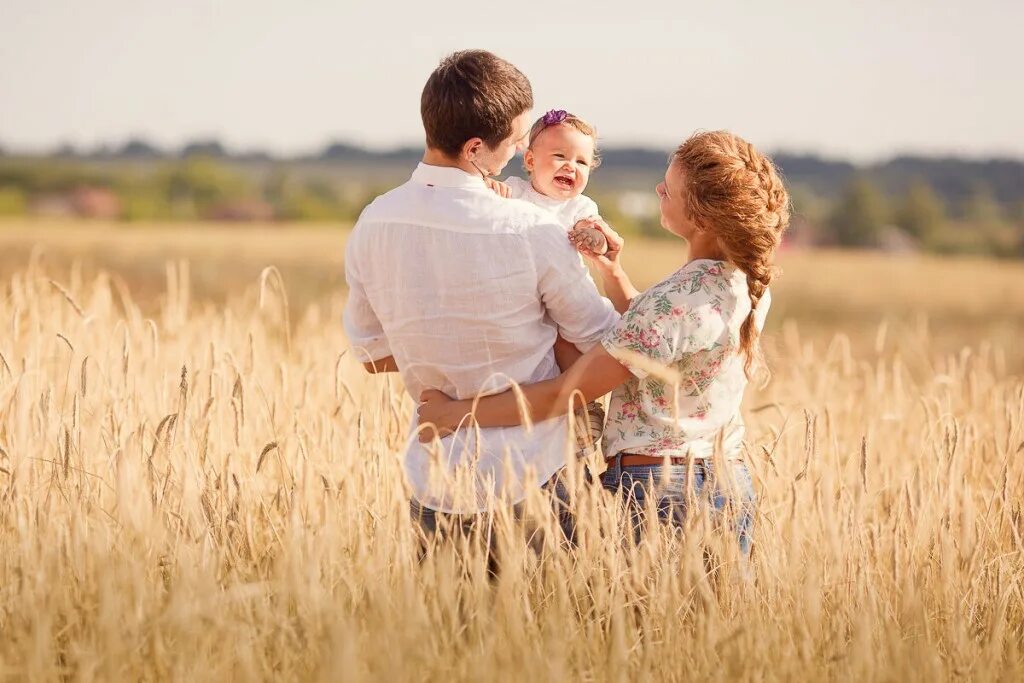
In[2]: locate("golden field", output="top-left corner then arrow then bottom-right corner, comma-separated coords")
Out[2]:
0,219 -> 1022,681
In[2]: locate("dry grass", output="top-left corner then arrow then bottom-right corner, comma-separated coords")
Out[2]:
0,219 -> 1022,681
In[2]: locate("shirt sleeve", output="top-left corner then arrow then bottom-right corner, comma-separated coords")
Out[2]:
342,227 -> 392,363
503,176 -> 529,199
530,222 -> 618,351
600,286 -> 681,380
571,195 -> 601,225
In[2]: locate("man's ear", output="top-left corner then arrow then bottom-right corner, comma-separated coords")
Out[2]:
460,137 -> 484,163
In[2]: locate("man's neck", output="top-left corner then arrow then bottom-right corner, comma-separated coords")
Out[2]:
422,148 -> 480,177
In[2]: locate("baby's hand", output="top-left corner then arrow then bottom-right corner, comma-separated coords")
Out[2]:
569,216 -> 624,273
569,216 -> 609,256
484,178 -> 512,198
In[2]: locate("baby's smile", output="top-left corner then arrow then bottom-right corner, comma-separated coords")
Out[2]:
553,172 -> 576,190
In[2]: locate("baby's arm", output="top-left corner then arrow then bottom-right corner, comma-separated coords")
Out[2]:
568,195 -> 609,255
570,218 -> 636,314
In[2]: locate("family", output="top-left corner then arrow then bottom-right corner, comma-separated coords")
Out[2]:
343,50 -> 790,561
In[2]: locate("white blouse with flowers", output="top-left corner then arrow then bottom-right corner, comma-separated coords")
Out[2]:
600,259 -> 770,460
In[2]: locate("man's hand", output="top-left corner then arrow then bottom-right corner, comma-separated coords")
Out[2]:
484,178 -> 512,198
570,216 -> 624,274
417,389 -> 461,442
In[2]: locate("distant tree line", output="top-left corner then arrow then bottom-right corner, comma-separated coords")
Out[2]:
813,176 -> 1022,257
0,155 -> 382,223
0,139 -> 1022,257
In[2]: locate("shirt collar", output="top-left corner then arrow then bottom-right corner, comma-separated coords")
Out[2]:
410,162 -> 487,190
521,180 -> 565,208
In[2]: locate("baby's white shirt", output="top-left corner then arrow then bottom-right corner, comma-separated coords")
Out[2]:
504,176 -> 600,229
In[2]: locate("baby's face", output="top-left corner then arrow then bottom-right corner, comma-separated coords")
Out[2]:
524,124 -> 596,200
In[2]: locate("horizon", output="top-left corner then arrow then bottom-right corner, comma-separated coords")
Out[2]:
4,135 -> 1024,167
2,1 -> 1022,164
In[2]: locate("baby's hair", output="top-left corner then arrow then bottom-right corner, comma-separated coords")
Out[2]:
527,112 -> 602,169
671,130 -> 790,381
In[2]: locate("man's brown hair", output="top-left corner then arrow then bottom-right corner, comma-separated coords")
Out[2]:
421,50 -> 533,158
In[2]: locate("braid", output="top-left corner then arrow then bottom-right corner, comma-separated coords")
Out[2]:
739,260 -> 774,379
673,131 -> 790,381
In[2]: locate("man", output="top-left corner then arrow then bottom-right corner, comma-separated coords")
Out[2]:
343,50 -> 617,538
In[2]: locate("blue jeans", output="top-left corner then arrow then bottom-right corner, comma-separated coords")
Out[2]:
601,457 -> 756,558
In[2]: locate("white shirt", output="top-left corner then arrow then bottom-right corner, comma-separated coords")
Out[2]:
504,176 -> 600,228
343,163 -> 618,513
601,260 -> 771,460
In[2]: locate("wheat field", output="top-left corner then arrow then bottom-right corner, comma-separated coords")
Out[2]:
0,220 -> 1022,681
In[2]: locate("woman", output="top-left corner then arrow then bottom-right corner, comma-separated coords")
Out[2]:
418,131 -> 790,557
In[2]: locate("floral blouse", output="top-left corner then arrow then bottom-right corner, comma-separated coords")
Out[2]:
601,259 -> 770,460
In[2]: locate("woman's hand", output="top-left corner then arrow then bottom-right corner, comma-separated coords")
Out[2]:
571,217 -> 636,313
570,216 -> 624,275
416,389 -> 463,442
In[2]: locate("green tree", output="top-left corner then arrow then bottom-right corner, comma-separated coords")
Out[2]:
894,178 -> 945,245
963,183 -> 1004,228
787,185 -> 829,245
158,157 -> 250,218
960,183 -> 1018,257
262,166 -> 291,211
789,185 -> 828,225
828,177 -> 888,247
278,178 -> 353,221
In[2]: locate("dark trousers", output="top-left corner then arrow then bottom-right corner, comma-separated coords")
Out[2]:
409,466 -> 585,575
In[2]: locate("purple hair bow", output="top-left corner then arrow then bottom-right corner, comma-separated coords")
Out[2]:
542,109 -> 568,126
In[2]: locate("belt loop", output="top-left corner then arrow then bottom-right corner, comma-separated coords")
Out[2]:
614,452 -> 623,477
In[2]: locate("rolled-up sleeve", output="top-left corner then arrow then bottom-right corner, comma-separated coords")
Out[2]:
342,228 -> 391,362
530,222 -> 618,350
571,196 -> 601,225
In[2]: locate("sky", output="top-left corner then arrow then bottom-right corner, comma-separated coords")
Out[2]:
1,0 -> 1021,162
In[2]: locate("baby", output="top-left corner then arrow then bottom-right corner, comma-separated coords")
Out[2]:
487,109 -> 608,254
486,109 -> 609,452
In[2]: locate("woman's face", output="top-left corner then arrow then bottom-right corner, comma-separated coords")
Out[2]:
656,163 -> 700,239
